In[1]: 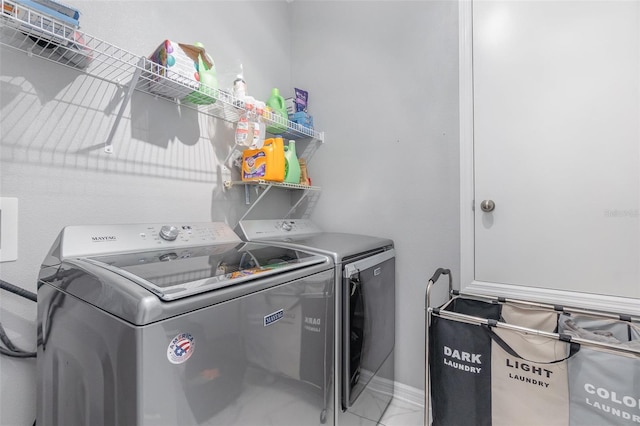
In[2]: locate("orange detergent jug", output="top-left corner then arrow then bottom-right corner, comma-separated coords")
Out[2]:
241,137 -> 285,182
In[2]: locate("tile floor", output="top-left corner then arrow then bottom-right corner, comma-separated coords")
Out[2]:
378,398 -> 424,426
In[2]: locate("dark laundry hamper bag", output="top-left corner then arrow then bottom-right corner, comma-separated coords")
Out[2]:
430,315 -> 492,426
444,298 -> 502,320
568,346 -> 640,426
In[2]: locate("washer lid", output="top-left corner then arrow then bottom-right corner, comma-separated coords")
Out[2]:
82,242 -> 328,301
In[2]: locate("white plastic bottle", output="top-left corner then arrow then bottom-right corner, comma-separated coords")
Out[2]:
252,100 -> 266,149
245,96 -> 256,147
235,96 -> 255,147
232,74 -> 246,107
234,110 -> 250,146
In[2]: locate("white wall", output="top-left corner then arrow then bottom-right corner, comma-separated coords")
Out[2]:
290,1 -> 460,391
0,2 -> 293,424
0,1 -> 461,423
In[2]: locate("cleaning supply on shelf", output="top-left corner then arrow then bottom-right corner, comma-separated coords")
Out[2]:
235,97 -> 254,147
233,74 -> 246,107
252,100 -> 266,149
273,136 -> 285,177
266,88 -> 288,134
284,140 -> 301,184
294,88 -> 308,112
241,137 -> 285,182
148,41 -> 217,104
182,42 -> 218,105
289,111 -> 314,130
245,96 -> 256,143
298,158 -> 310,186
233,75 -> 246,99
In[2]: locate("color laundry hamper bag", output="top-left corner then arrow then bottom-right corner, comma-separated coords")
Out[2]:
430,315 -> 492,426
630,323 -> 640,343
489,326 -> 579,426
559,313 -> 632,345
568,346 -> 640,426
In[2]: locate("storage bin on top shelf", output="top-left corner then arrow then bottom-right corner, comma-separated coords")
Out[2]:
428,290 -> 640,426
144,40 -> 217,105
2,0 -> 92,68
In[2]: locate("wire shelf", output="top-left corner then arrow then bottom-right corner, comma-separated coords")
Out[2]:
0,0 -> 325,150
224,180 -> 320,191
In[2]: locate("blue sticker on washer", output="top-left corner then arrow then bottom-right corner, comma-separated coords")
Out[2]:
167,333 -> 194,364
264,309 -> 284,327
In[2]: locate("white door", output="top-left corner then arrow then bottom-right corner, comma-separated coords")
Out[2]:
469,1 -> 640,300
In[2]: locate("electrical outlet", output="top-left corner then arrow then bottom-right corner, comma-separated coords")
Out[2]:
0,197 -> 18,262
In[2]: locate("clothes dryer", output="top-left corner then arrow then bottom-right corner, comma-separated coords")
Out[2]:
236,219 -> 396,426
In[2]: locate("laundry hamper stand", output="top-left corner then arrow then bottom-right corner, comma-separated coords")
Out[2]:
424,268 -> 640,426
424,268 -> 452,426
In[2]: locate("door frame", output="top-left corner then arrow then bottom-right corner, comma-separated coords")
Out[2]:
458,0 -> 640,316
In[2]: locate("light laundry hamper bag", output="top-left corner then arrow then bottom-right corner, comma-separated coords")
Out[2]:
500,303 -> 559,332
489,326 -> 579,426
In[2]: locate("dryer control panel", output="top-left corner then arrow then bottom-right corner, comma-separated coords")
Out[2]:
59,222 -> 242,258
237,219 -> 322,241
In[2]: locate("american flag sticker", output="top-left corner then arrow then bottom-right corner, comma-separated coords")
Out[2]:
167,333 -> 195,364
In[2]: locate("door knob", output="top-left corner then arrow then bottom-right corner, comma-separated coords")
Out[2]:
480,200 -> 495,212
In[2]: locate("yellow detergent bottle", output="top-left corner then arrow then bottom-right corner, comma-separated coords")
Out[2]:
241,137 -> 285,182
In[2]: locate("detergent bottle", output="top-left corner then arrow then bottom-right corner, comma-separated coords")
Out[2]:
284,140 -> 301,184
241,137 -> 285,182
266,88 -> 288,134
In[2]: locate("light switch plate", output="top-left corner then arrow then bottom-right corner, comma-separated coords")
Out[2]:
0,197 -> 18,262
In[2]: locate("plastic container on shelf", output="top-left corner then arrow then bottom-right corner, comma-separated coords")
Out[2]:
183,44 -> 217,105
284,140 -> 301,184
232,74 -> 246,107
266,88 -> 288,134
252,100 -> 266,149
241,137 -> 285,182
233,75 -> 246,99
148,41 -> 217,104
235,96 -> 255,147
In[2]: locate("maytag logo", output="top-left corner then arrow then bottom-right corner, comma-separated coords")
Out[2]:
91,236 -> 117,242
264,309 -> 284,327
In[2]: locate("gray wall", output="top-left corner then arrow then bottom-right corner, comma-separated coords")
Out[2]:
0,1 -> 460,424
291,1 -> 460,391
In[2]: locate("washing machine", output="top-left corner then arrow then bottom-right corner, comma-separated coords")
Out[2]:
236,219 -> 396,426
37,222 -> 336,426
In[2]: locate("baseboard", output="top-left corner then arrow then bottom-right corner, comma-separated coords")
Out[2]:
392,381 -> 425,408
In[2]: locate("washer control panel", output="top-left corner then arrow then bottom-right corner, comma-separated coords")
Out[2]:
237,219 -> 322,241
60,222 -> 242,258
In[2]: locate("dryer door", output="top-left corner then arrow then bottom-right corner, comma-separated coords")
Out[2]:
342,249 -> 396,409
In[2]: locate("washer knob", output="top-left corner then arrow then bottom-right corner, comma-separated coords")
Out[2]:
159,225 -> 180,241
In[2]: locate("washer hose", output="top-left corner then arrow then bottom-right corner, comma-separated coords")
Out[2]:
0,279 -> 37,358
1,279 -> 37,302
